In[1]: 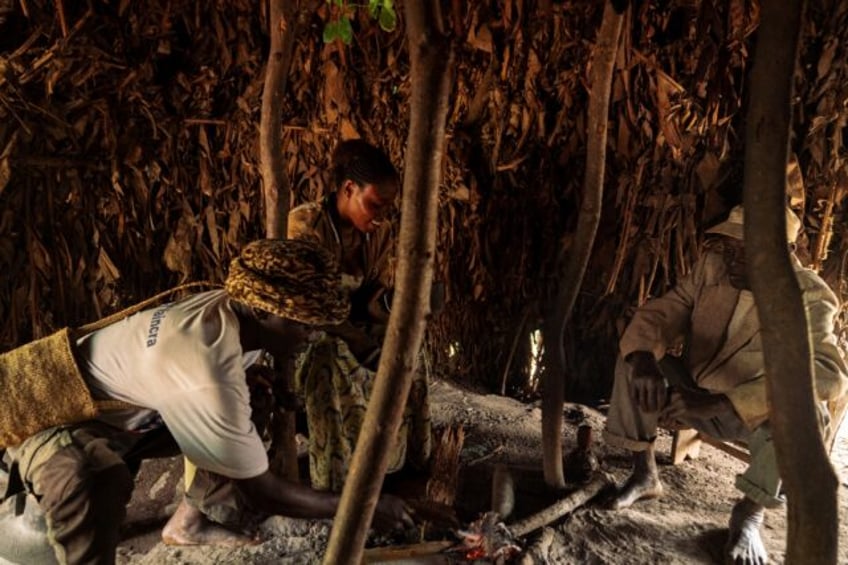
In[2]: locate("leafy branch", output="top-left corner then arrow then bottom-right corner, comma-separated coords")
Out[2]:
323,0 -> 396,44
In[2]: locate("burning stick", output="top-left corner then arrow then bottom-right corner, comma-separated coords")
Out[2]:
509,472 -> 613,537
362,541 -> 453,563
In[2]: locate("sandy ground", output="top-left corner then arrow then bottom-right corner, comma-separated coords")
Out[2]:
100,377 -> 848,565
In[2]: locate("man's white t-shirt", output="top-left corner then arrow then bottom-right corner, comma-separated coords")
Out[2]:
75,290 -> 268,479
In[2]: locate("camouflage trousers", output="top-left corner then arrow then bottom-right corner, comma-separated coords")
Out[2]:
295,335 -> 432,493
5,423 -> 181,565
5,423 -> 265,564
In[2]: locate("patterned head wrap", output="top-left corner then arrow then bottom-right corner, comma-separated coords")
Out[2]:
225,239 -> 349,325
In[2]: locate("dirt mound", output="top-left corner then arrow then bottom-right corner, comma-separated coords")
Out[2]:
107,378 -> 847,564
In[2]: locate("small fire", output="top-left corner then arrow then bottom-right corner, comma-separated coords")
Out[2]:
450,511 -> 522,561
464,546 -> 487,560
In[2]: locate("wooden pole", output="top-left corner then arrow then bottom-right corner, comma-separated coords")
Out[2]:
541,0 -> 625,488
259,0 -> 301,480
743,1 -> 839,562
322,2 -> 453,563
259,0 -> 296,240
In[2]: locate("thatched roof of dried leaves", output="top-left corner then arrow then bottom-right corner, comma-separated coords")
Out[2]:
1,0 -> 846,400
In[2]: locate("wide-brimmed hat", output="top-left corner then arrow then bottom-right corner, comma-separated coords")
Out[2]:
225,239 -> 349,325
706,205 -> 801,244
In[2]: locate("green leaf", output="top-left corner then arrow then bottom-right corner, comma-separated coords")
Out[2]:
367,0 -> 380,19
339,16 -> 354,44
322,21 -> 339,43
378,5 -> 397,32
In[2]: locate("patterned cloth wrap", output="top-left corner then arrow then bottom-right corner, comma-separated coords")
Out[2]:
295,336 -> 432,493
225,238 -> 350,325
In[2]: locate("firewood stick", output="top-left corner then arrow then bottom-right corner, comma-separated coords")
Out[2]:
509,472 -> 612,538
361,540 -> 453,563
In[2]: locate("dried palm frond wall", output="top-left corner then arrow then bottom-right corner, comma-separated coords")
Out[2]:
1,0 -> 845,401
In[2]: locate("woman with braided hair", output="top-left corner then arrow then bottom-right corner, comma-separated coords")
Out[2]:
0,239 -> 413,563
288,138 -> 433,494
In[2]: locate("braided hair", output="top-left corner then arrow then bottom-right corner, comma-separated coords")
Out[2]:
331,139 -> 399,200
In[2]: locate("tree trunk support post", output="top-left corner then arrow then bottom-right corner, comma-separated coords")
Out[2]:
259,0 -> 300,481
743,1 -> 839,562
541,0 -> 624,489
260,0 -> 296,239
322,2 -> 454,563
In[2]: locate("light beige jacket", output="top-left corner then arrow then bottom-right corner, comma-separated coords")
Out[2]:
620,250 -> 848,428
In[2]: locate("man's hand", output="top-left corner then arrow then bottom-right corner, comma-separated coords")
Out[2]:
627,351 -> 668,413
372,494 -> 416,532
661,389 -> 736,423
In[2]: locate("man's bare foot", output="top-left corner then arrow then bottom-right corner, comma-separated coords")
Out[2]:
725,497 -> 766,565
609,447 -> 663,510
161,499 -> 259,547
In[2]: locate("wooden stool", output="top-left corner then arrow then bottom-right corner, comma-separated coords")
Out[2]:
670,429 -> 750,465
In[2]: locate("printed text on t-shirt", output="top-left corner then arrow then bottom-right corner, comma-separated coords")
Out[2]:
147,306 -> 171,347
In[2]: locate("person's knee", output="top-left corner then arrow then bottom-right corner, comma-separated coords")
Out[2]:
19,443 -> 133,562
35,444 -> 133,524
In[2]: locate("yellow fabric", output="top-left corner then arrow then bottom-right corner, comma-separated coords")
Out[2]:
0,328 -> 98,448
184,458 -> 197,492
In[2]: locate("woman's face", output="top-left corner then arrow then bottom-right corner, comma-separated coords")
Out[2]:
340,180 -> 395,233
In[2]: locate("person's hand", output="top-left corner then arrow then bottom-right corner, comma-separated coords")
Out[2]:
372,494 -> 416,532
627,351 -> 668,413
661,389 -> 736,423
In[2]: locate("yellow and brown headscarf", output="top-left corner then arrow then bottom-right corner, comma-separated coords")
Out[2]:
225,239 -> 349,325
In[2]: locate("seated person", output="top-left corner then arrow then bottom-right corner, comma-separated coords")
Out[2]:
1,239 -> 413,563
603,204 -> 848,565
288,138 -> 432,493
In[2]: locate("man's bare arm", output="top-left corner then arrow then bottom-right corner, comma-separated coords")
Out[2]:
236,471 -> 414,531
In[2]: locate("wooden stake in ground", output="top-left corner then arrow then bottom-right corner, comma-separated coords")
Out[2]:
743,1 -> 839,562
322,2 -> 454,563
